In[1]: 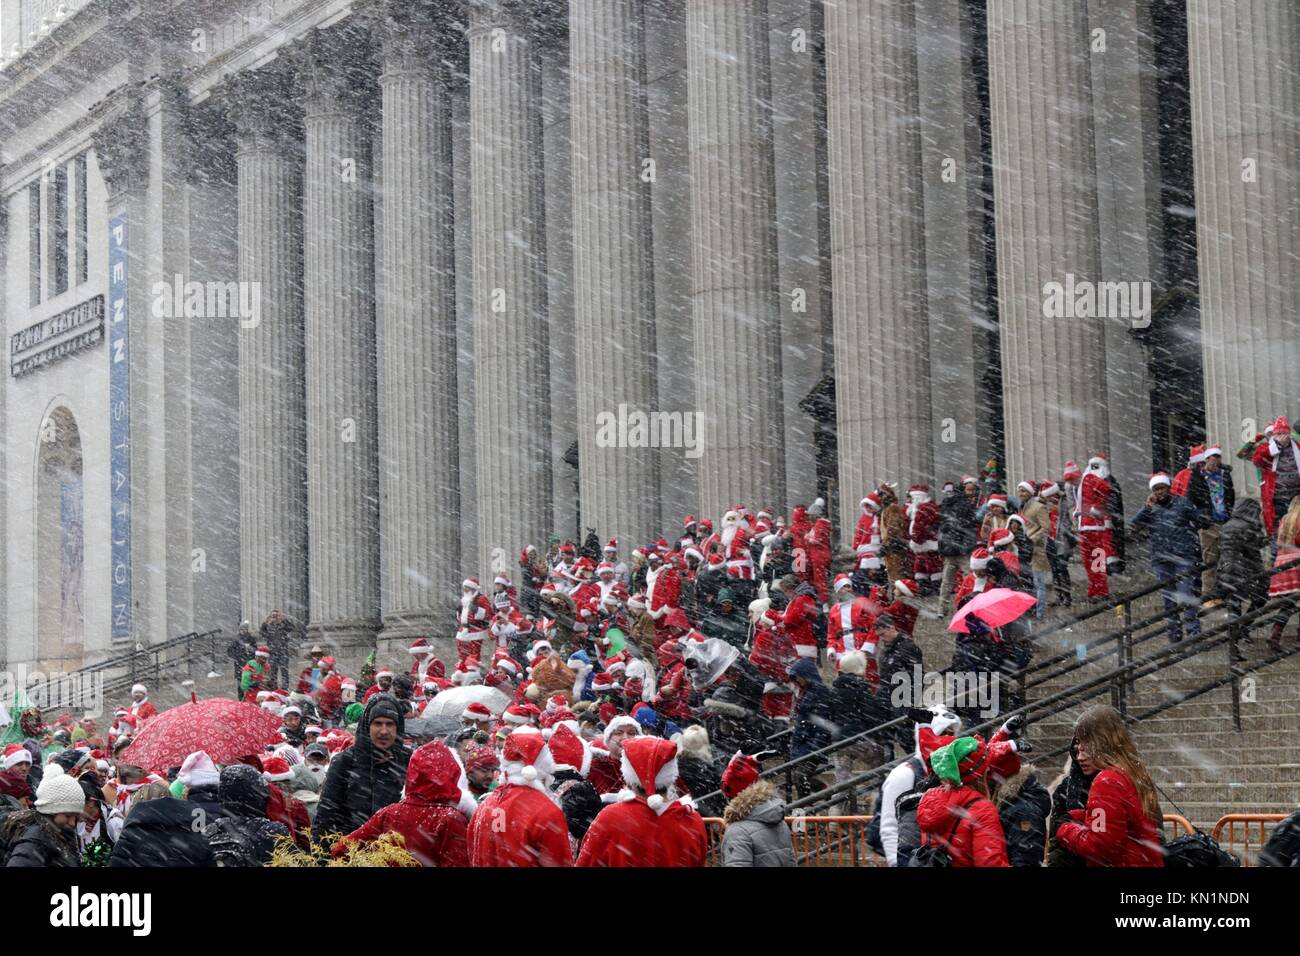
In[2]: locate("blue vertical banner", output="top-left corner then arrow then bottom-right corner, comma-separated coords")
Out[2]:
109,214 -> 131,640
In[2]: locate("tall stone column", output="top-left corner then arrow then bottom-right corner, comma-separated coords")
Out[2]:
686,0 -> 785,518
569,0 -> 660,546
915,0 -> 991,484
1189,0 -> 1300,456
299,31 -> 381,656
226,72 -> 308,628
468,0 -> 553,572
988,0 -> 1108,481
825,0 -> 932,522
375,7 -> 460,652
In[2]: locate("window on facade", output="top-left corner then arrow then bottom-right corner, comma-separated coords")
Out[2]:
50,161 -> 68,296
28,180 -> 41,307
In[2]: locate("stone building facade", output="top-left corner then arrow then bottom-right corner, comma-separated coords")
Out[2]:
0,0 -> 1295,669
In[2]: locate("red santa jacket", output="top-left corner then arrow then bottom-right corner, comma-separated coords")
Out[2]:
334,743 -> 469,867
588,753 -> 623,796
827,597 -> 878,683
266,785 -> 312,852
1170,467 -> 1191,498
647,564 -> 681,620
723,526 -> 754,579
750,625 -> 797,684
457,594 -> 493,640
787,507 -> 812,547
576,797 -> 708,867
410,656 -> 445,686
654,662 -> 694,724
1077,473 -> 1112,533
804,518 -> 833,602
468,783 -> 572,867
953,573 -> 990,608
1054,768 -> 1165,867
907,500 -> 941,553
916,785 -> 1009,867
1253,437 -> 1300,535
782,589 -> 820,659
128,700 -> 157,721
885,599 -> 918,637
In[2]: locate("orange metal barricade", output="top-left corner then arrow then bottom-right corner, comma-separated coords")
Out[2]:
1211,814 -> 1287,866
1163,814 -> 1195,839
703,815 -> 885,867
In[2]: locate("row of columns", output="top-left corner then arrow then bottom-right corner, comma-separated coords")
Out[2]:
209,0 -> 1298,659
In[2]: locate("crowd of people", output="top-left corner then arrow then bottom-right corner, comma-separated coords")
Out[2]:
2,418 -> 1298,868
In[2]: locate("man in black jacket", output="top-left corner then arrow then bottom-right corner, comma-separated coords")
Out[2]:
938,480 -> 980,616
874,614 -> 923,756
787,659 -> 835,798
701,588 -> 750,649
313,694 -> 410,847
1186,446 -> 1235,606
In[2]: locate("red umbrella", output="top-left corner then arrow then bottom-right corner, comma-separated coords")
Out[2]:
947,588 -> 1038,633
119,697 -> 285,771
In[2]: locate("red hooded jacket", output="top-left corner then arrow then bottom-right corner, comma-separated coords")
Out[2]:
334,742 -> 469,866
576,796 -> 707,867
916,785 -> 1009,867
1054,768 -> 1165,867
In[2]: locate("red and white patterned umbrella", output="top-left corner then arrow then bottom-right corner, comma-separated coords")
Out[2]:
119,697 -> 285,771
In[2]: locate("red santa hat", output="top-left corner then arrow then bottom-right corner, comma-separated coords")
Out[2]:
596,562 -> 615,576
462,701 -> 493,723
502,704 -> 533,726
989,528 -> 1015,551
1273,416 -> 1291,435
604,539 -> 618,553
494,656 -> 519,677
683,515 -> 697,528
1062,460 -> 1082,481
501,727 -> 554,787
1149,472 -> 1171,489
3,743 -> 32,769
591,671 -> 620,693
986,493 -> 1007,510
969,547 -> 990,572
493,574 -> 511,587
255,646 -> 271,658
1038,480 -> 1060,497
1202,443 -> 1222,459
698,518 -> 714,532
620,738 -> 682,811
833,573 -> 853,593
861,493 -> 881,512
721,751 -> 762,799
1087,453 -> 1108,469
545,694 -> 568,714
960,474 -> 978,487
261,756 -> 294,783
462,576 -> 481,591
907,485 -> 931,500
1188,444 -> 1206,465
546,723 -> 591,777
1016,480 -> 1037,496
627,592 -> 648,611
705,552 -> 725,570
682,546 -> 704,564
408,637 -> 430,655
374,669 -> 394,681
894,578 -> 918,598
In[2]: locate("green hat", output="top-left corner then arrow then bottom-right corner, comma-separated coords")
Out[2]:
717,588 -> 735,604
169,778 -> 186,799
345,702 -> 364,726
604,627 -> 627,656
929,735 -> 980,785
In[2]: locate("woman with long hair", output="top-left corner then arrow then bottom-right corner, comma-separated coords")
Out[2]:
1267,497 -> 1300,650
1053,705 -> 1164,866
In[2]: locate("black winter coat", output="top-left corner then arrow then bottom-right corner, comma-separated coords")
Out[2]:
875,636 -> 923,718
4,811 -> 80,867
550,769 -> 603,844
204,765 -> 290,866
789,678 -> 836,761
832,672 -> 878,740
938,492 -> 979,558
109,798 -> 215,867
183,783 -> 223,824
1107,478 -> 1127,565
701,607 -> 750,649
1187,463 -> 1236,524
1216,498 -> 1268,598
1048,758 -> 1096,867
313,694 -> 411,845
677,755 -> 725,819
996,772 -> 1051,867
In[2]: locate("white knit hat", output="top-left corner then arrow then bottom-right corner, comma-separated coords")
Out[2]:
34,765 -> 86,816
178,750 -> 220,789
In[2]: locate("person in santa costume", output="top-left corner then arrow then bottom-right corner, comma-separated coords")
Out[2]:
987,526 -> 1022,578
644,550 -> 682,644
126,684 -> 157,722
491,574 -> 519,615
467,727 -> 571,867
601,539 -> 630,586
546,723 -> 602,851
576,736 -> 707,867
1077,454 -> 1116,599
780,575 -> 822,661
980,493 -> 1011,543
456,577 -> 494,663
853,493 -> 886,590
1171,443 -> 1205,498
720,509 -> 755,580
589,714 -> 640,798
518,544 -> 547,616
363,669 -> 395,703
906,485 -> 942,595
332,740 -> 470,867
748,598 -> 797,722
826,574 -> 880,683
953,547 -> 993,608
1253,416 -> 1300,541
884,578 -> 920,637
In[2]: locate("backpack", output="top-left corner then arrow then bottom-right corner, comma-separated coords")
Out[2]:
909,795 -> 979,868
1259,811 -> 1300,867
866,755 -> 925,857
1163,831 -> 1239,868
204,819 -> 261,867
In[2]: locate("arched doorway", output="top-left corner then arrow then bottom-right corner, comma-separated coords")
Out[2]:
36,406 -> 84,673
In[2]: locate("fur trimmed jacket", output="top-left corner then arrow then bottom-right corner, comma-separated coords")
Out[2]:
720,780 -> 795,867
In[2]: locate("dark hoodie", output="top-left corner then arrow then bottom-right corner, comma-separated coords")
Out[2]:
1048,752 -> 1097,868
109,796 -> 215,867
788,659 -> 835,760
1216,497 -> 1268,599
203,765 -> 290,866
994,766 -> 1052,867
313,693 -> 411,846
333,741 -> 468,866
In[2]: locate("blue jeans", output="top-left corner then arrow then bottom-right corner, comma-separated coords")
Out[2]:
1153,557 -> 1199,643
1032,571 -> 1048,619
